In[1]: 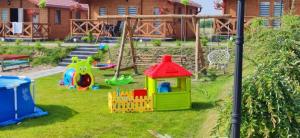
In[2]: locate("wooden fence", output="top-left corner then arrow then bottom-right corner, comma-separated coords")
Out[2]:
70,19 -> 175,38
108,91 -> 153,113
0,22 -> 49,39
213,16 -> 281,35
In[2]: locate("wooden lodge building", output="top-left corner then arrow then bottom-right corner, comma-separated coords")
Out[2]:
223,0 -> 299,17
0,0 -> 88,40
72,0 -> 202,40
215,0 -> 300,35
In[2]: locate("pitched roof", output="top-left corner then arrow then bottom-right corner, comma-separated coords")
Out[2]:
144,55 -> 193,78
168,0 -> 202,8
28,0 -> 88,11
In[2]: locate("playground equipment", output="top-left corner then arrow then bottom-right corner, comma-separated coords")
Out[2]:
108,55 -> 192,113
108,91 -> 153,113
105,75 -> 134,86
0,76 -> 47,127
93,43 -> 116,70
62,57 -> 98,90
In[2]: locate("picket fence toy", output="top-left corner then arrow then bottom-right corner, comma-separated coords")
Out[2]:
108,55 -> 192,113
61,57 -> 99,90
0,76 -> 48,127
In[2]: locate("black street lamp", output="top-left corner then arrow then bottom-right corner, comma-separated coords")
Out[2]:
231,0 -> 245,138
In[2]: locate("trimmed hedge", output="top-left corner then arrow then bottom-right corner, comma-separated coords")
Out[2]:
0,46 -> 75,66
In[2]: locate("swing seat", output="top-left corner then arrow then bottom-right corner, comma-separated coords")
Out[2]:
105,75 -> 134,86
94,63 -> 116,70
207,50 -> 230,69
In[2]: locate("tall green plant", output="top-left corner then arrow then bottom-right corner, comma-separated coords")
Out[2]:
15,39 -> 23,46
81,31 -> 95,43
212,15 -> 300,137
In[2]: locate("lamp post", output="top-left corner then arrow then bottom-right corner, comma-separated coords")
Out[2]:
231,0 -> 245,138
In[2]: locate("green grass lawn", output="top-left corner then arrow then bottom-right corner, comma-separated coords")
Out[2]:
0,69 -> 233,138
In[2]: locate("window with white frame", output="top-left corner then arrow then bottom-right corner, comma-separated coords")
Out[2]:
1,9 -> 8,22
259,1 -> 270,17
259,1 -> 270,26
273,0 -> 284,26
118,6 -> 126,15
128,7 -> 137,15
99,7 -> 107,16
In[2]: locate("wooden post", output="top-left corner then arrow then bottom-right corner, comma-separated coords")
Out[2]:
70,20 -> 73,36
31,23 -> 33,39
194,18 -> 200,80
194,17 -> 206,80
114,18 -> 128,78
127,19 -> 139,75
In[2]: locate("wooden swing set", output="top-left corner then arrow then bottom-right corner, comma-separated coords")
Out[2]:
97,14 -> 230,80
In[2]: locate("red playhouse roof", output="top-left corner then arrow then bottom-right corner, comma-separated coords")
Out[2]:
144,55 -> 192,78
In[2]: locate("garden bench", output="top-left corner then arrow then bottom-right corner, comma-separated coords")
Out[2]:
0,55 -> 30,72
135,55 -> 187,67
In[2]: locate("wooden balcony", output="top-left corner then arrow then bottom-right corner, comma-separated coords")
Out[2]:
213,16 -> 281,35
0,22 -> 49,39
70,19 -> 175,38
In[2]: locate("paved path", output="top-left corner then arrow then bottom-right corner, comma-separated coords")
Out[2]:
25,66 -> 66,79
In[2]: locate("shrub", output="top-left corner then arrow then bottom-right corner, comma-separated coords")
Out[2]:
64,35 -> 72,42
55,40 -> 63,47
81,31 -> 95,43
200,36 -> 209,46
0,46 -> 75,66
227,37 -> 235,48
176,40 -> 182,47
151,39 -> 162,47
0,41 -> 5,47
92,51 -> 104,61
15,39 -> 23,46
212,15 -> 300,137
200,20 -> 213,28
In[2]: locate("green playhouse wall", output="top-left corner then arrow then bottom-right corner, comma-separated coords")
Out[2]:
146,76 -> 191,111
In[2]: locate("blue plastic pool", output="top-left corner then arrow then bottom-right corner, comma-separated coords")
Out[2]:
0,76 -> 47,127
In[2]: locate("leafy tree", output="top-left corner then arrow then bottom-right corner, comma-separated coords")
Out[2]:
181,0 -> 189,6
38,0 -> 46,8
212,15 -> 300,137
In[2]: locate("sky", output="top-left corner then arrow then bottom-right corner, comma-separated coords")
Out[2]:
195,0 -> 223,15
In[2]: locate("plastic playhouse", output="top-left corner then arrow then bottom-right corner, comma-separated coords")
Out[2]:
0,76 -> 47,127
108,55 -> 192,112
62,57 -> 97,90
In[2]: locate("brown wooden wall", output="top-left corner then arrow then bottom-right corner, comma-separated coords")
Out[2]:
0,0 -> 88,40
48,8 -> 88,40
88,0 -> 198,39
224,0 -> 299,17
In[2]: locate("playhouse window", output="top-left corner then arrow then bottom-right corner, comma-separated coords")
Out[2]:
156,78 -> 188,93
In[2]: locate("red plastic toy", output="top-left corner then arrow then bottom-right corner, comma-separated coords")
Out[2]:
133,89 -> 148,97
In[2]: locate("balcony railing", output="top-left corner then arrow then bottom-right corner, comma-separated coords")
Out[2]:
70,19 -> 175,38
213,16 -> 281,35
0,22 -> 49,39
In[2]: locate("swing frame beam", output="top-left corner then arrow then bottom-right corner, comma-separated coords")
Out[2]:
111,14 -> 231,80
